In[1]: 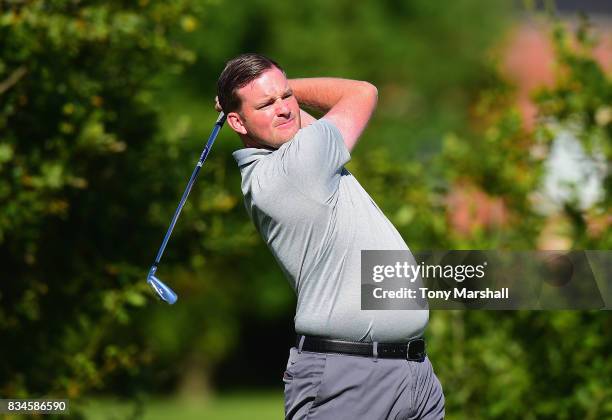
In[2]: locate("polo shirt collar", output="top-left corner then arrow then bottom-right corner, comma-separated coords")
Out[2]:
232,147 -> 275,167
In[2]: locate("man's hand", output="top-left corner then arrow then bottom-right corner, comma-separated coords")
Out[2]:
288,78 -> 378,152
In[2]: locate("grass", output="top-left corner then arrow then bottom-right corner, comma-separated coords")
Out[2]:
81,391 -> 284,420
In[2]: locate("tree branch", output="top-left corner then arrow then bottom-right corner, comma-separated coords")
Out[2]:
0,66 -> 28,95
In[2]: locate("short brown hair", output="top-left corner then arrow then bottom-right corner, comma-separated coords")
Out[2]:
217,53 -> 284,113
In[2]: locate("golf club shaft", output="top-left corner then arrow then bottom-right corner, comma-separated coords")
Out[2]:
153,112 -> 226,266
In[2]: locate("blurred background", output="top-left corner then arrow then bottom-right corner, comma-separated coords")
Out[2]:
1,0 -> 610,418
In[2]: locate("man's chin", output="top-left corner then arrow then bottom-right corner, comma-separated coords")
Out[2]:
278,126 -> 300,141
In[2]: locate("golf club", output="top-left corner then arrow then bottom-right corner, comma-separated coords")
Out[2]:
147,112 -> 226,304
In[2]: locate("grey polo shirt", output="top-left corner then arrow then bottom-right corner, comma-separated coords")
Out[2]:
233,119 -> 428,342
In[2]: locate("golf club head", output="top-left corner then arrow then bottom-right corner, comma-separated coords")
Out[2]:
147,274 -> 178,305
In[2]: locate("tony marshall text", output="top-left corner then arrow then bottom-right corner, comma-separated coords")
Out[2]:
373,287 -> 509,300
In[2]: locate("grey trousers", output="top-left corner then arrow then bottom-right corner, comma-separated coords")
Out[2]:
283,347 -> 445,420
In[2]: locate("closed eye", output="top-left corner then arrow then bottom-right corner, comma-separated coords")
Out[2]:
257,92 -> 292,109
257,101 -> 274,110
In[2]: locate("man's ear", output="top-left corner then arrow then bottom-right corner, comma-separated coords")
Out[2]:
227,112 -> 247,135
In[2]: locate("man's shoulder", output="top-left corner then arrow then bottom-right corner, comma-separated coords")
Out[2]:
239,152 -> 294,204
239,118 -> 348,206
293,118 -> 342,143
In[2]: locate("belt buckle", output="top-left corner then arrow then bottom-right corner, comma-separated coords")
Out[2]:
406,339 -> 425,361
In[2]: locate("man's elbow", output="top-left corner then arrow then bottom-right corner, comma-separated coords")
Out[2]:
359,81 -> 378,98
358,81 -> 378,108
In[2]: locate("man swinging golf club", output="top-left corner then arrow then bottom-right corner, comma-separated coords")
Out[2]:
216,53 -> 445,420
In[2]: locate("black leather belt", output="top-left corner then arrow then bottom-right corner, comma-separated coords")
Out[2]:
296,335 -> 426,361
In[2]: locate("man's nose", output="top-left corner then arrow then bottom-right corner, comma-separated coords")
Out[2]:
275,99 -> 291,116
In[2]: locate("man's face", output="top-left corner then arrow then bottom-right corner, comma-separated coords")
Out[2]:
230,67 -> 301,149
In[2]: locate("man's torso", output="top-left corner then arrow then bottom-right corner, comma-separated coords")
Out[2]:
233,119 -> 428,342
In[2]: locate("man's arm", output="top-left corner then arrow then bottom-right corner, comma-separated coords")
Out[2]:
288,78 -> 378,151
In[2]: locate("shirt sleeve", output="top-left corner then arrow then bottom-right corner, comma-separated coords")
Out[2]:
277,118 -> 351,203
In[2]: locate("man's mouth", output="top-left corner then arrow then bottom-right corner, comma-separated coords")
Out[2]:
276,118 -> 295,128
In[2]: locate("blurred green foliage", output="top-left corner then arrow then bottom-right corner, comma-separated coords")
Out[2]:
1,1 -> 610,419
0,0 -> 207,405
426,16 -> 612,420
533,17 -> 611,248
82,393 -> 283,420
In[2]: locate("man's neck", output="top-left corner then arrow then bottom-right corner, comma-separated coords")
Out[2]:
241,134 -> 277,150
